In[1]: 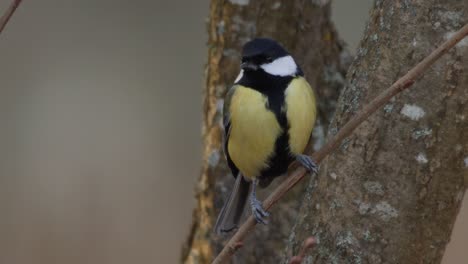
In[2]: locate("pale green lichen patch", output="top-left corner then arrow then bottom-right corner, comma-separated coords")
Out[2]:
208,150 -> 221,167
336,231 -> 357,248
364,181 -> 384,195
358,202 -> 371,215
355,199 -> 399,221
372,201 -> 399,221
383,103 -> 394,113
416,153 -> 429,164
362,229 -> 376,242
400,104 -> 425,121
412,127 -> 432,139
330,199 -> 343,210
437,10 -> 462,30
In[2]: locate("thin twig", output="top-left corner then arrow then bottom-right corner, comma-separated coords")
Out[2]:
0,0 -> 23,35
212,24 -> 468,264
288,237 -> 316,264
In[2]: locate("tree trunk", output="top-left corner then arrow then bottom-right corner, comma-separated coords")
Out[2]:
181,1 -> 349,263
284,1 -> 467,263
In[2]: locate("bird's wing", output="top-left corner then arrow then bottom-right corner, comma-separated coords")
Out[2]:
223,84 -> 239,144
223,85 -> 239,177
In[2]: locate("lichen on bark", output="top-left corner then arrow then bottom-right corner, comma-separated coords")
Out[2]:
284,1 -> 467,263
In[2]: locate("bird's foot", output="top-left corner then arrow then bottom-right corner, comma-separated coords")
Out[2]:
296,154 -> 319,174
250,195 -> 269,225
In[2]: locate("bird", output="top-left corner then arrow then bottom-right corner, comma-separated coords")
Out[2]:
214,38 -> 318,234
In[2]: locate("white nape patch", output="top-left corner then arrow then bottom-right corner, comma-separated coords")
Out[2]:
400,104 -> 425,121
416,153 -> 428,164
234,70 -> 244,83
260,55 -> 297,77
228,0 -> 249,6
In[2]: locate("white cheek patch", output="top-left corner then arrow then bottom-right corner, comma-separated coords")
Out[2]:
260,55 -> 297,76
234,69 -> 244,83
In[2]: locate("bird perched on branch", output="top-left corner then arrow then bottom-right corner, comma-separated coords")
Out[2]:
214,38 -> 318,234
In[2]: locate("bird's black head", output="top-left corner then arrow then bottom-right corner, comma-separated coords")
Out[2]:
238,38 -> 299,78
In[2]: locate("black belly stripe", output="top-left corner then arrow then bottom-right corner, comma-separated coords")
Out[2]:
236,69 -> 300,187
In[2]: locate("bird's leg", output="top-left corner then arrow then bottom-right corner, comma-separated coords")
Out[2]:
296,154 -> 319,174
250,179 -> 269,225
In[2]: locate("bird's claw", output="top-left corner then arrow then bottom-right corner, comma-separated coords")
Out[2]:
297,155 -> 319,174
251,196 -> 269,225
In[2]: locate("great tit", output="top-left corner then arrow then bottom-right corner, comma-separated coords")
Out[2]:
214,38 -> 318,234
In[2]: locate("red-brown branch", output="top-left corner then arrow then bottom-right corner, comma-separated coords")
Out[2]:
212,23 -> 468,264
288,237 -> 316,264
0,0 -> 23,35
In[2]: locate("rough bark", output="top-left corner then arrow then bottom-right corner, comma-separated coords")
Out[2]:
284,1 -> 467,263
181,0 -> 349,263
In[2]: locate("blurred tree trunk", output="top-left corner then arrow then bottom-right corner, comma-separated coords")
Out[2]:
284,1 -> 467,263
181,0 -> 349,263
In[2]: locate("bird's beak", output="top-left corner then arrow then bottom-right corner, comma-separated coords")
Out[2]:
240,61 -> 259,71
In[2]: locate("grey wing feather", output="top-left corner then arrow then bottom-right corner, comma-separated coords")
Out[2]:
214,172 -> 250,234
222,85 -> 238,155
214,85 -> 250,234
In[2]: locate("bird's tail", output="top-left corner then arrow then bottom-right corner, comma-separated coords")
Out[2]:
214,174 -> 250,234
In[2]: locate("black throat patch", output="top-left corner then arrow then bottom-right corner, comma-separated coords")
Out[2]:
237,70 -> 293,127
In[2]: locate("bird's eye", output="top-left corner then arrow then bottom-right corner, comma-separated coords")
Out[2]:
266,57 -> 273,63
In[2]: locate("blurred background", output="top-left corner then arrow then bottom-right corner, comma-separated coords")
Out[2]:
0,0 -> 465,263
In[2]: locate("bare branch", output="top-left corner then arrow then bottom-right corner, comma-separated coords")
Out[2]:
288,237 -> 316,264
212,23 -> 468,264
0,0 -> 23,36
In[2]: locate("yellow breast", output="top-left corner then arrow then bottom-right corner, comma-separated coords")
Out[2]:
284,77 -> 317,155
227,86 -> 282,179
